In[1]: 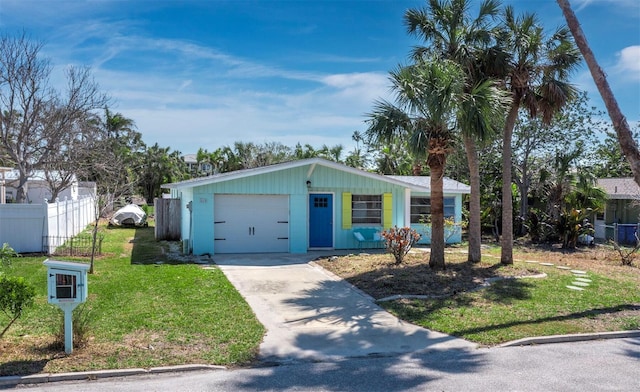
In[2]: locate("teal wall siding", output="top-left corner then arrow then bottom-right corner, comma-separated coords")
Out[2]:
304,165 -> 408,250
289,194 -> 307,253
411,193 -> 463,244
178,163 -> 466,254
190,167 -> 308,255
192,193 -> 214,255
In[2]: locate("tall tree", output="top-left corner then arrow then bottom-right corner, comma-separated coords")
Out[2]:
72,112 -> 139,274
590,126 -> 640,178
88,108 -> 142,199
556,0 -> 640,186
366,60 -> 503,269
496,7 -> 581,264
511,91 -> 600,234
40,112 -> 95,201
138,143 -> 188,203
0,33 -> 107,203
344,131 -> 370,169
405,0 -> 505,263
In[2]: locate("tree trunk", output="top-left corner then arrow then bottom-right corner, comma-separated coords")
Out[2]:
557,0 -> 640,187
513,165 -> 530,236
501,102 -> 520,265
89,218 -> 98,274
428,151 -> 446,270
0,313 -> 20,339
463,134 -> 481,263
16,186 -> 27,204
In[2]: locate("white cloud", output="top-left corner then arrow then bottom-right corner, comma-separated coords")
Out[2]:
573,0 -> 640,11
614,46 -> 640,81
0,2 -> 398,154
85,65 -> 386,154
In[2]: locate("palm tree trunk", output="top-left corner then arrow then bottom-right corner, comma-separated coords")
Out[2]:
428,152 -> 446,270
501,102 -> 519,265
557,0 -> 640,186
463,134 -> 481,263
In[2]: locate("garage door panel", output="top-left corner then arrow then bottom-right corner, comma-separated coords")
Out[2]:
214,195 -> 289,253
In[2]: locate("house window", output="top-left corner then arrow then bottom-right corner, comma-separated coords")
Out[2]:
55,273 -> 77,299
314,196 -> 328,208
410,197 -> 455,224
352,195 -> 382,225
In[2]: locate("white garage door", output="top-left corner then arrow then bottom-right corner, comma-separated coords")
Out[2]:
214,195 -> 289,253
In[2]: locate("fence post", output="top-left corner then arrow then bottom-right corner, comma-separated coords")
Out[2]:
43,200 -> 49,253
614,222 -> 618,244
64,196 -> 73,237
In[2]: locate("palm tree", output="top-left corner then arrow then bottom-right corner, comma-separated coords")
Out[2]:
100,107 -> 136,140
556,0 -> 640,187
405,0 -> 505,263
139,143 -> 188,203
496,7 -> 581,264
366,60 -> 504,269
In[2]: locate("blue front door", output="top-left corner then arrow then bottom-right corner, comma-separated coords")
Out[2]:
309,193 -> 333,247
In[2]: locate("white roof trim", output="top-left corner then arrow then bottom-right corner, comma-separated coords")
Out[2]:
388,175 -> 471,194
162,158 -> 430,191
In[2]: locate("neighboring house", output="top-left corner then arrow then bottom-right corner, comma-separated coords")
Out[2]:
162,158 -> 470,255
183,154 -> 213,176
595,178 -> 640,245
2,170 -> 96,203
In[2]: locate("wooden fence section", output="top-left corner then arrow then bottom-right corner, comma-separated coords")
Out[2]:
154,198 -> 181,241
0,196 -> 95,254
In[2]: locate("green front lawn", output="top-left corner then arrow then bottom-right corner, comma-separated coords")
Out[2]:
384,267 -> 640,345
0,223 -> 264,376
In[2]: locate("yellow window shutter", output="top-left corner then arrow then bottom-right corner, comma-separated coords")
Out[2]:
383,193 -> 392,229
342,192 -> 352,229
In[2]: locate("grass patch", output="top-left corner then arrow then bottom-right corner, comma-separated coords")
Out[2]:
0,223 -> 264,376
317,246 -> 640,346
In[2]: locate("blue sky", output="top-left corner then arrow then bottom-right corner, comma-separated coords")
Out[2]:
1,0 -> 638,155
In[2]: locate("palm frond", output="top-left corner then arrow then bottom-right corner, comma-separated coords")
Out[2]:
364,99 -> 413,145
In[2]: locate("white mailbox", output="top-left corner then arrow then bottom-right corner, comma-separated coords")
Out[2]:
44,259 -> 89,304
43,259 -> 90,354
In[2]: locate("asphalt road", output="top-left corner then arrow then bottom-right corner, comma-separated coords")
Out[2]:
12,337 -> 640,392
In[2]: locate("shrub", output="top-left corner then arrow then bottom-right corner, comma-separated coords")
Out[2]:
381,226 -> 421,265
54,303 -> 93,349
0,275 -> 36,338
0,242 -> 18,271
556,208 -> 593,249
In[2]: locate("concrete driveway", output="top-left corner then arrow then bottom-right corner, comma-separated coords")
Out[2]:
214,252 -> 477,363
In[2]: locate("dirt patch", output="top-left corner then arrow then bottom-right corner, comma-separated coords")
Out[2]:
317,250 -> 541,300
316,245 -> 640,300
509,243 -> 640,279
0,330 -> 222,376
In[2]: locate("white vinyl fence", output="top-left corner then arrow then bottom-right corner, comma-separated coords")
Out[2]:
0,196 -> 95,254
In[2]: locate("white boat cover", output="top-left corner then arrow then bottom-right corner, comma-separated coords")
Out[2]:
110,204 -> 147,226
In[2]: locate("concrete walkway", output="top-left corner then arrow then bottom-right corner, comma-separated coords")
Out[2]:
213,252 -> 477,363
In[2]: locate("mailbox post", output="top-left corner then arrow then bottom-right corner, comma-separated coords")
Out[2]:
43,259 -> 90,354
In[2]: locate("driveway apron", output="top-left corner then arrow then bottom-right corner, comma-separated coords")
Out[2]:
214,252 -> 477,362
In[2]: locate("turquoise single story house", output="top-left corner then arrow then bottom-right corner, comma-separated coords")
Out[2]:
162,158 -> 470,255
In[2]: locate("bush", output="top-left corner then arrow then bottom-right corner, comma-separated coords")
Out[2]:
0,242 -> 18,271
54,303 -> 93,350
381,226 -> 421,265
0,275 -> 36,338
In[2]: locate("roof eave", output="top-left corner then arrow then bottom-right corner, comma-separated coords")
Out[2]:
162,158 -> 426,191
